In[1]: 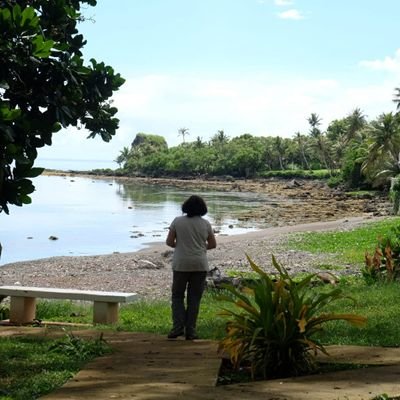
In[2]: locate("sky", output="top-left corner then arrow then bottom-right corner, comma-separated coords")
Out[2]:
38,0 -> 400,167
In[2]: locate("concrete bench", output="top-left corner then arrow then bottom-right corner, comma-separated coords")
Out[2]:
0,286 -> 138,325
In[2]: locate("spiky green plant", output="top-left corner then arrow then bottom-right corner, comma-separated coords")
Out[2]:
218,255 -> 366,379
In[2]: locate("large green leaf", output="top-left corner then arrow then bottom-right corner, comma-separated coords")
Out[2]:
20,7 -> 38,29
32,35 -> 54,58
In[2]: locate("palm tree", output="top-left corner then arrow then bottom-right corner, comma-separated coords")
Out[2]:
273,136 -> 286,170
393,87 -> 400,111
362,112 -> 400,186
307,113 -> 332,171
326,119 -> 348,169
263,140 -> 275,170
195,136 -> 205,148
307,113 -> 322,138
346,108 -> 367,143
211,129 -> 229,147
114,146 -> 131,168
178,127 -> 189,144
294,132 -> 310,170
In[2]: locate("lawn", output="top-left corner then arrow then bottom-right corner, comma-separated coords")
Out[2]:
0,332 -> 110,400
287,216 -> 400,265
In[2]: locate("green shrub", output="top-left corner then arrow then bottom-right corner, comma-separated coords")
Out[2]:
390,177 -> 400,215
327,174 -> 343,188
218,255 -> 366,380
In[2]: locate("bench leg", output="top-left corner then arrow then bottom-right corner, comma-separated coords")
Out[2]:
93,301 -> 119,324
9,297 -> 36,324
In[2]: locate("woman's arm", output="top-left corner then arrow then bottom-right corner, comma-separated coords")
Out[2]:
206,231 -> 217,250
166,228 -> 176,248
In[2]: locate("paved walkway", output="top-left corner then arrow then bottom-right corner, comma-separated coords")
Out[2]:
2,327 -> 400,399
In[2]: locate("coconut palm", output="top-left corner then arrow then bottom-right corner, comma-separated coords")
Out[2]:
326,119 -> 349,169
211,129 -> 229,147
307,113 -> 322,138
307,113 -> 332,171
273,136 -> 286,170
262,139 -> 275,170
345,108 -> 367,142
362,113 -> 400,187
393,87 -> 400,111
294,132 -> 310,170
114,146 -> 131,168
195,136 -> 205,148
178,127 -> 190,144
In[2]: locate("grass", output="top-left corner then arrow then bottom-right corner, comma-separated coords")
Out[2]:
31,279 -> 400,347
345,190 -> 379,197
37,291 -> 229,340
317,263 -> 345,271
287,217 -> 400,265
36,299 -> 91,324
0,332 -> 110,399
3,216 -> 400,398
315,278 -> 400,346
259,169 -> 334,180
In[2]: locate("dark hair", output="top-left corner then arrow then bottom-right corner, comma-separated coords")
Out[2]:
182,195 -> 208,217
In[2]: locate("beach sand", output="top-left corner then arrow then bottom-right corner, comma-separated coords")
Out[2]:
0,215 -> 378,300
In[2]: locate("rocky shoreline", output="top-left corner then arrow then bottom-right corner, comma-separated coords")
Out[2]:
44,172 -> 391,226
0,175 -> 393,300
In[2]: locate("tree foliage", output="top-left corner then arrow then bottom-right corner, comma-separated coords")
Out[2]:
361,113 -> 400,187
0,0 -> 125,213
119,104 -> 400,190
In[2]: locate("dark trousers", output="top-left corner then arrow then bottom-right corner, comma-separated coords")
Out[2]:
171,270 -> 207,335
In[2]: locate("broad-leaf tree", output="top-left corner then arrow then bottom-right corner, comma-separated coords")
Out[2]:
0,0 -> 125,214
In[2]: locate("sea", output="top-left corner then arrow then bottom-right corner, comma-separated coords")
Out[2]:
0,159 -> 266,265
36,157 -> 118,171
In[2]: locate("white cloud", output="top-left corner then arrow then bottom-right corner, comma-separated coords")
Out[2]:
38,70 -> 399,164
277,9 -> 305,20
109,73 -> 397,142
359,49 -> 400,74
274,0 -> 294,6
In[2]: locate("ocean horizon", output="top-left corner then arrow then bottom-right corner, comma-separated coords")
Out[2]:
36,157 -> 118,172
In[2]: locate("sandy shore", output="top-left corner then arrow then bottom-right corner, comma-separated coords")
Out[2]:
0,215 -> 377,300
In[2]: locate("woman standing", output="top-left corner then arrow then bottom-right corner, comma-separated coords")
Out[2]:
166,195 -> 217,340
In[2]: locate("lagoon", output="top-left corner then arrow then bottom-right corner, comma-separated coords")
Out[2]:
0,175 -> 268,265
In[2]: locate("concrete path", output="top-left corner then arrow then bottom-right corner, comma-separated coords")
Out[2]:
1,327 -> 400,399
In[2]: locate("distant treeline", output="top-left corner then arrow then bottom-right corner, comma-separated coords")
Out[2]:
113,108 -> 400,189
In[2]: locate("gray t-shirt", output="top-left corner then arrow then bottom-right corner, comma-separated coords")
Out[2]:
169,215 -> 213,272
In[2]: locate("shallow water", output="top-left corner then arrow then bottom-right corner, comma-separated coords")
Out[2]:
0,175 -> 268,265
